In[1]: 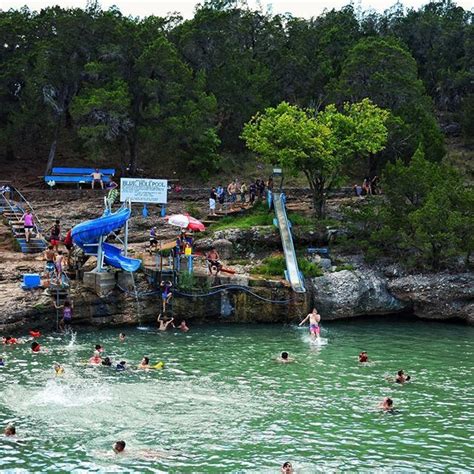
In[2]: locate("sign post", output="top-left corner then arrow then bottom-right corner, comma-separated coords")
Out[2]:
120,178 -> 168,256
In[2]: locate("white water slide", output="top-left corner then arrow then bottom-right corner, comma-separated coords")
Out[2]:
273,192 -> 306,293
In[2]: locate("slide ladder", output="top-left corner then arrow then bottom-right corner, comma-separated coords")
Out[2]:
272,192 -> 306,293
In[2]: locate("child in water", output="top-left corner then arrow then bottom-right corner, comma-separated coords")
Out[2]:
138,357 -> 150,369
299,308 -> 321,340
359,351 -> 369,363
54,363 -> 64,375
113,440 -> 126,454
31,341 -> 41,353
277,352 -> 294,363
379,397 -> 394,411
395,370 -> 411,384
89,351 -> 102,365
116,361 -> 127,371
119,333 -> 126,342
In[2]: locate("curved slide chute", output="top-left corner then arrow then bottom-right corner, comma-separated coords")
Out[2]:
71,207 -> 141,272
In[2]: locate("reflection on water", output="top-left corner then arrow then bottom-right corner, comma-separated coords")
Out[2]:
0,318 -> 473,472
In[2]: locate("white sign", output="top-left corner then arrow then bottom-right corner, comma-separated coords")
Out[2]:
120,178 -> 168,204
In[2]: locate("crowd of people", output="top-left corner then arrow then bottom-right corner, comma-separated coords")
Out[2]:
209,177 -> 274,214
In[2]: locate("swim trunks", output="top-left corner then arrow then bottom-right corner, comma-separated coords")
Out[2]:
310,324 -> 320,335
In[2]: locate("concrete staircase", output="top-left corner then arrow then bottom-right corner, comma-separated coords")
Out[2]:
0,196 -> 47,254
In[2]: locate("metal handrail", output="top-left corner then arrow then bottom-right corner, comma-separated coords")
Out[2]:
12,186 -> 45,235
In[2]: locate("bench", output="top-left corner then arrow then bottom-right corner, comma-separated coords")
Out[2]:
44,167 -> 116,188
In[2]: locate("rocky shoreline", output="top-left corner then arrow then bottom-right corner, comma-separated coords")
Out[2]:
0,189 -> 472,332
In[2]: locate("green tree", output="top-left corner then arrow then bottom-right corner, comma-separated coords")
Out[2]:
72,23 -> 220,175
336,37 -> 444,171
350,144 -> 473,269
242,99 -> 388,217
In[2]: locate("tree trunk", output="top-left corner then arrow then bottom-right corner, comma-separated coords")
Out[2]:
127,132 -> 138,176
304,171 -> 326,218
368,153 -> 377,178
44,119 -> 61,176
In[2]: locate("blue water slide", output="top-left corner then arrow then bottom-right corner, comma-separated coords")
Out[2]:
71,207 -> 141,272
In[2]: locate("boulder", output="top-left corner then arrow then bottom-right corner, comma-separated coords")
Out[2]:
309,269 -> 408,319
387,272 -> 474,324
212,238 -> 233,259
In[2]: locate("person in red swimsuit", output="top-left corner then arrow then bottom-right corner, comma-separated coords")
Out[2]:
359,351 -> 369,363
31,341 -> 41,352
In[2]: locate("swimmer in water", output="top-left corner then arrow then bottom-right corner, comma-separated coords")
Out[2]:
157,314 -> 175,331
4,424 -> 16,436
177,320 -> 189,332
0,358 -> 4,367
299,308 -> 321,340
379,397 -> 394,411
89,351 -> 102,365
102,357 -> 112,367
54,363 -> 64,375
113,440 -> 126,454
281,462 -> 294,474
29,329 -> 41,338
95,344 -> 104,353
395,370 -> 411,384
116,361 -> 127,371
359,351 -> 369,363
139,357 -> 150,369
2,336 -> 18,345
119,333 -> 126,342
31,341 -> 41,352
277,351 -> 294,363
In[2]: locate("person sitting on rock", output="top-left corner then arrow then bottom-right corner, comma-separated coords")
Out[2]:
206,247 -> 222,275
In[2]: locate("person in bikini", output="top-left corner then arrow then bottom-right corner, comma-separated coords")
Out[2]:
299,308 -> 321,340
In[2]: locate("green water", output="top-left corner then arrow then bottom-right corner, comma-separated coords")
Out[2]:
0,318 -> 473,473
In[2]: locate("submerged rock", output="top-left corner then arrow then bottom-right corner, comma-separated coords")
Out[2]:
309,269 -> 408,319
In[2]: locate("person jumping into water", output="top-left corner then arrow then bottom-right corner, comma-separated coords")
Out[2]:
299,308 -> 321,340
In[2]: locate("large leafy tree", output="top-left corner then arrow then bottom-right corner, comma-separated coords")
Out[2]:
72,20 -> 220,175
336,37 -> 445,172
242,99 -> 388,217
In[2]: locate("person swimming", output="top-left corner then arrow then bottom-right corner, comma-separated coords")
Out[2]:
113,440 -> 126,454
31,341 -> 41,353
119,333 -> 126,342
54,363 -> 64,375
0,358 -> 4,367
277,351 -> 294,363
2,336 -> 18,345
102,357 -> 112,367
177,320 -> 189,332
95,344 -> 104,353
4,424 -> 16,436
281,461 -> 294,474
299,308 -> 321,340
89,351 -> 102,365
139,357 -> 150,369
395,370 -> 411,384
379,397 -> 394,411
359,351 -> 369,363
29,330 -> 41,338
116,361 -> 127,371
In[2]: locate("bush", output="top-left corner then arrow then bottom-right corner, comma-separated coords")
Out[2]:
184,203 -> 203,220
252,255 -> 323,277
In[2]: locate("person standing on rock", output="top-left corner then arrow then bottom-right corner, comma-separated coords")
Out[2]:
299,308 -> 321,341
